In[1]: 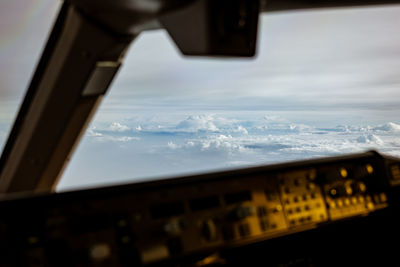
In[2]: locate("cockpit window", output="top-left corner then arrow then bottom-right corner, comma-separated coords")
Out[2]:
1,3 -> 400,191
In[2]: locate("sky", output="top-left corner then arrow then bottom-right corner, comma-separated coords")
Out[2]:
0,1 -> 400,191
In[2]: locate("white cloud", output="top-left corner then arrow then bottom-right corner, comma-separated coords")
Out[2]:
162,115 -> 400,163
167,141 -> 178,149
87,127 -> 103,137
87,115 -> 400,160
373,122 -> 400,132
176,115 -> 219,132
86,126 -> 139,143
234,126 -> 248,135
96,136 -> 140,143
356,134 -> 384,145
108,122 -> 130,132
263,115 -> 289,123
200,135 -> 241,152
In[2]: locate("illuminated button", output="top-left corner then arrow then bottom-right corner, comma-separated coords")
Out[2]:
358,196 -> 365,203
367,202 -> 374,210
274,205 -> 283,212
345,185 -> 353,195
308,170 -> 317,181
351,197 -> 358,204
336,199 -> 344,208
90,243 -> 111,261
358,182 -> 367,193
330,188 -> 337,197
344,198 -> 351,206
366,164 -> 374,174
340,168 -> 348,178
307,183 -> 316,191
328,201 -> 336,209
380,193 -> 388,202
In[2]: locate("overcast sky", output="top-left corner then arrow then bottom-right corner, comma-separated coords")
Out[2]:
1,1 -> 400,190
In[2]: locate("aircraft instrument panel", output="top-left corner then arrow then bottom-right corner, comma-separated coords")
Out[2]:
0,151 -> 400,266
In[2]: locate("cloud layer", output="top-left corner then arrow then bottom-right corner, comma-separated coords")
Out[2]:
58,114 -> 400,191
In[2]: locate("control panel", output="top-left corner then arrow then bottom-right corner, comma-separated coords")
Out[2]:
0,151 -> 399,266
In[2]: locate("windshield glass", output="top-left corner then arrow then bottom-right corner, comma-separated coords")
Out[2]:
1,3 -> 400,191
58,5 -> 400,190
0,0 -> 60,151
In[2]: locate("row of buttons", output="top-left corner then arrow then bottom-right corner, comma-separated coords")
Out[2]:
222,223 -> 251,240
260,220 -> 277,231
327,196 -> 371,209
283,194 -> 318,204
289,214 -> 326,226
286,204 -> 321,215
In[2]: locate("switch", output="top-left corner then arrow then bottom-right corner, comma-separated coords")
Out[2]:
257,206 -> 267,217
260,220 -> 268,231
238,223 -> 251,237
200,219 -> 218,242
229,205 -> 255,221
